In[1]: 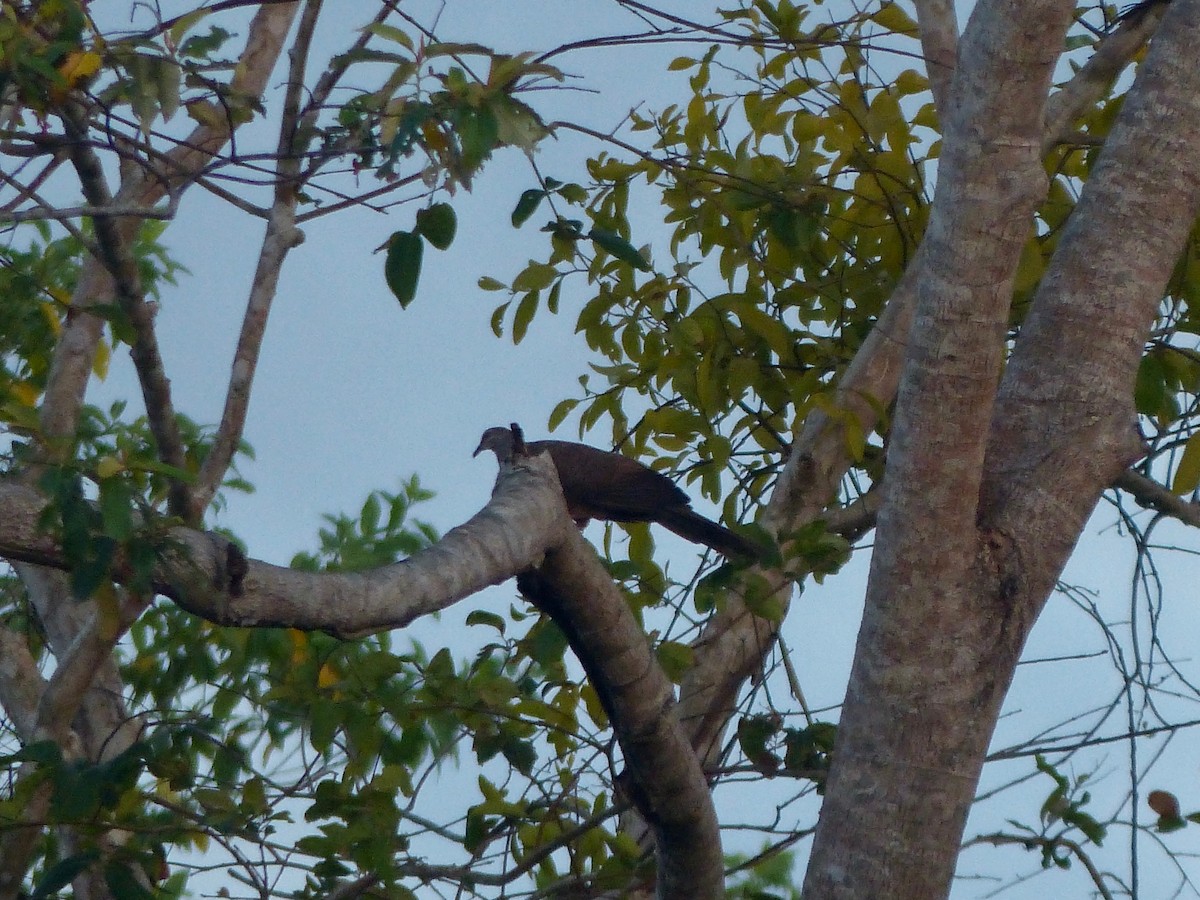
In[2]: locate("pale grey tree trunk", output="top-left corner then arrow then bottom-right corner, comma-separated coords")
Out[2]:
802,0 -> 1200,896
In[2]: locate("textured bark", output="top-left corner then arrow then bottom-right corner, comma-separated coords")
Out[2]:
802,0 -> 1200,897
520,537 -> 722,899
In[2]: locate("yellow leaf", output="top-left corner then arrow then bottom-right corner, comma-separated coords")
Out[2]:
93,339 -> 110,379
10,381 -> 39,407
96,455 -> 124,479
872,2 -> 918,35
317,662 -> 341,689
94,583 -> 121,639
288,628 -> 309,664
1171,432 -> 1200,494
894,68 -> 928,97
58,50 -> 102,86
40,300 -> 63,335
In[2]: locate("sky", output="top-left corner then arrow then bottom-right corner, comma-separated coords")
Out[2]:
75,1 -> 1200,897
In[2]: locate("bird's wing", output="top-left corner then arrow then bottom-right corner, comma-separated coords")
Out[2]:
535,440 -> 688,522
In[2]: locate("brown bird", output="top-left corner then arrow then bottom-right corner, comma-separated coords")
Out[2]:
474,425 -> 756,559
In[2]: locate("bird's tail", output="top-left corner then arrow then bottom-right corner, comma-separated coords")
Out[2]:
657,508 -> 759,560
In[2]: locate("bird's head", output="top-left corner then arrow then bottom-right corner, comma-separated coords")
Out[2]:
474,426 -> 517,462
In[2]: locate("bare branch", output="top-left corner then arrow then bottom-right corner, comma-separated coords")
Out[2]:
965,832 -> 1116,900
1114,469 -> 1200,527
64,112 -> 193,518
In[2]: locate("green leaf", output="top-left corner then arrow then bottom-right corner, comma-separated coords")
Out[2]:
104,861 -> 156,900
415,203 -> 457,250
588,228 -> 651,271
98,478 -> 133,541
365,22 -> 415,51
465,609 -> 506,633
1172,432 -> 1200,494
655,640 -> 695,682
512,189 -> 546,228
360,492 -> 381,536
384,230 -> 423,308
501,735 -> 537,776
31,850 -> 101,899
512,262 -> 556,292
458,106 -> 499,172
548,397 -> 579,431
511,291 -> 539,344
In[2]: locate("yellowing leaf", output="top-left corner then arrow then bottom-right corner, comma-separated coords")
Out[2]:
58,50 -> 102,86
95,455 -> 124,479
317,662 -> 341,689
1171,432 -> 1200,494
92,339 -> 111,379
9,381 -> 39,407
872,2 -> 918,35
288,628 -> 309,664
894,68 -> 928,97
40,299 -> 64,335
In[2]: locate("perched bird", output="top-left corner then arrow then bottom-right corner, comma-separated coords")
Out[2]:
474,425 -> 756,559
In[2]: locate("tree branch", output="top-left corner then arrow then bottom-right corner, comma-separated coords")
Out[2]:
0,454 -> 570,637
1114,469 -> 1200,526
912,0 -> 958,114
64,112 -> 193,518
1043,5 -> 1168,149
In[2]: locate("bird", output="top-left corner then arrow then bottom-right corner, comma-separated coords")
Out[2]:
474,425 -> 757,559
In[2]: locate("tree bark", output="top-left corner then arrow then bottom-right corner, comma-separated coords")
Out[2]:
802,0 -> 1200,897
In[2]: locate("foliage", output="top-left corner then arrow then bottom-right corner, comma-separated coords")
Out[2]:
2,0 -> 1200,898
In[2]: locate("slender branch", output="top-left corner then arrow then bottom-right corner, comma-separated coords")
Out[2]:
1114,469 -> 1200,527
0,201 -> 177,223
191,3 -> 320,518
965,832 -> 1116,900
988,716 -> 1200,760
63,112 -> 193,518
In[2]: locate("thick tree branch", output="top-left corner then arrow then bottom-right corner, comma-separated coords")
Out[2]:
1043,5 -> 1168,149
0,456 -> 567,637
0,629 -> 47,744
985,0 -> 1200,581
804,0 -> 1079,894
519,533 -> 723,899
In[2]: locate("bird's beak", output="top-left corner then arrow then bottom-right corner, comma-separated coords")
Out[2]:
472,442 -> 484,457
